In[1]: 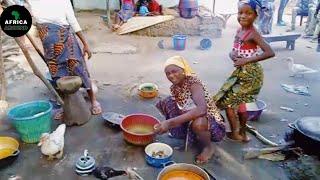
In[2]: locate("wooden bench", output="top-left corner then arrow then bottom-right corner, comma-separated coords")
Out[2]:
262,33 -> 301,50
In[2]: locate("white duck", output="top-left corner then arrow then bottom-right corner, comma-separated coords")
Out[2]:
285,57 -> 318,76
38,124 -> 66,160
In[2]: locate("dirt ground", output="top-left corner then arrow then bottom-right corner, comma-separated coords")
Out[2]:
0,5 -> 320,180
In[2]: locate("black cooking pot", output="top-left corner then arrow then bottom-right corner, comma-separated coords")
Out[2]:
289,116 -> 320,156
0,150 -> 20,169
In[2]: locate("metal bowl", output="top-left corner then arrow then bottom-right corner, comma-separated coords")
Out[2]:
0,137 -> 19,160
157,163 -> 210,180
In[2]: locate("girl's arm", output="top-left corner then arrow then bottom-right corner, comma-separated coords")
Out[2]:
247,31 -> 275,63
233,31 -> 274,67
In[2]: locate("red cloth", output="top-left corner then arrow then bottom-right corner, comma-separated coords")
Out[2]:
123,0 -> 134,5
238,103 -> 247,113
148,0 -> 161,13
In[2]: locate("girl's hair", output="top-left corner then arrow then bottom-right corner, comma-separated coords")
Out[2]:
136,0 -> 150,11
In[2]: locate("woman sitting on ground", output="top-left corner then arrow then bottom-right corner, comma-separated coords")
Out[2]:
136,0 -> 163,16
112,0 -> 136,31
27,0 -> 102,117
154,56 -> 225,164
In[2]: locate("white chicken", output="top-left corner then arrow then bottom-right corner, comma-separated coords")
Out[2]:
285,57 -> 318,77
38,124 -> 66,160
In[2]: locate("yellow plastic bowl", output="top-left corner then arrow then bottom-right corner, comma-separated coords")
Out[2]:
0,137 -> 19,160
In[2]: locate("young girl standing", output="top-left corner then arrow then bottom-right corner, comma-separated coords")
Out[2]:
214,0 -> 275,142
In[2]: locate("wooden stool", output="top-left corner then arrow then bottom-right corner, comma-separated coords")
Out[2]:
57,76 -> 91,126
263,33 -> 301,50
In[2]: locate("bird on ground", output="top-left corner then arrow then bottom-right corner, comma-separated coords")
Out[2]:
285,57 -> 318,77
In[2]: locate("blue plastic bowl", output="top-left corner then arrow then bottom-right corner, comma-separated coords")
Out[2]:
200,38 -> 212,50
145,143 -> 173,168
247,100 -> 267,121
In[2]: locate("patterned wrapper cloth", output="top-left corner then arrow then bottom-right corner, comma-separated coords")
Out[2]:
36,23 -> 91,89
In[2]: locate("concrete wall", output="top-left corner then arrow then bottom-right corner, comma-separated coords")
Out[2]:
73,0 -> 120,10
73,0 -> 214,11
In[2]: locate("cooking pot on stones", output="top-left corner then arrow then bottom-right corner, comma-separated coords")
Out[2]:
289,116 -> 320,156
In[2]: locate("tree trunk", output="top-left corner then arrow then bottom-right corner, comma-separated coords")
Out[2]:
0,31 -> 6,101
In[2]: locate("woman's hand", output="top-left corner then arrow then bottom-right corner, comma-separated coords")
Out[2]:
83,45 -> 92,60
153,121 -> 170,134
233,57 -> 249,67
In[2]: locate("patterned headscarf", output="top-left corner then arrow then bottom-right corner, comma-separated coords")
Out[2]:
238,0 -> 265,13
164,56 -> 195,76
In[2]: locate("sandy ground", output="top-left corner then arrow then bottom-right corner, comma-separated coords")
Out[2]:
0,6 -> 320,180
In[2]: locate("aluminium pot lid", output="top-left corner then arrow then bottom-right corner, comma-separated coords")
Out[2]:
294,116 -> 320,142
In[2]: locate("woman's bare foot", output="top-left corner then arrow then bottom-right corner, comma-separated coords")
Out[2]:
241,134 -> 251,142
195,144 -> 215,164
240,128 -> 251,143
112,24 -> 120,31
91,101 -> 102,115
226,132 -> 243,142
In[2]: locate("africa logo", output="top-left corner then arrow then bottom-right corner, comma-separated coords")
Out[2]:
0,5 -> 32,37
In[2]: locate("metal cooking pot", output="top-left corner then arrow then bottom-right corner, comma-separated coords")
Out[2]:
0,137 -> 19,160
0,137 -> 20,169
102,112 -> 124,128
157,162 -> 211,180
289,116 -> 320,142
289,116 -> 320,156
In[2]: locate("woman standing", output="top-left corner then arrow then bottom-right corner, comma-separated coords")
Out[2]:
154,56 -> 225,164
27,0 -> 102,116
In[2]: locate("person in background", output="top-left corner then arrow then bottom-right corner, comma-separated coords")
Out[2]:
213,0 -> 275,142
136,0 -> 163,15
26,0 -> 102,118
288,0 -> 318,35
304,0 -> 320,37
138,0 -> 150,16
258,0 -> 275,34
112,0 -> 135,31
277,0 -> 289,26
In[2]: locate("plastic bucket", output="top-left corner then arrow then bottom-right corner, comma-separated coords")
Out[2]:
7,101 -> 52,143
172,35 -> 187,51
